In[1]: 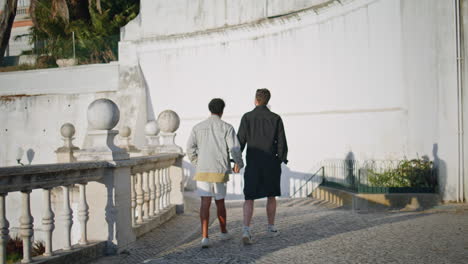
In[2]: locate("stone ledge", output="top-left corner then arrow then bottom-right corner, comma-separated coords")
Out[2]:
29,241 -> 107,264
312,186 -> 441,211
133,205 -> 177,238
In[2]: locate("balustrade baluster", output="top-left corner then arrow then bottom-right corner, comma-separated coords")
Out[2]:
42,189 -> 55,256
20,190 -> 34,263
0,194 -> 9,264
78,184 -> 89,245
155,169 -> 161,214
161,169 -> 167,209
158,169 -> 165,211
166,168 -> 172,206
164,168 -> 169,208
149,170 -> 156,218
143,171 -> 150,221
131,174 -> 136,226
135,173 -> 144,224
62,186 -> 73,251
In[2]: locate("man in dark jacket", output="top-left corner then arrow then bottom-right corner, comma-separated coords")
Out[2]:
237,88 -> 288,244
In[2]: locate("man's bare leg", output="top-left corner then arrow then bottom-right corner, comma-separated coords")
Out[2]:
200,197 -> 212,238
214,199 -> 227,233
243,200 -> 254,227
242,199 -> 254,244
266,196 -> 276,225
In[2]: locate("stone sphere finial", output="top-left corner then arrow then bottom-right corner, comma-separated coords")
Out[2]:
60,123 -> 76,138
119,126 -> 132,138
145,121 -> 160,136
157,110 -> 180,133
87,98 -> 120,130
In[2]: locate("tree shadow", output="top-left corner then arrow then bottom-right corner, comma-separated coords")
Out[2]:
147,205 -> 429,263
26,148 -> 35,165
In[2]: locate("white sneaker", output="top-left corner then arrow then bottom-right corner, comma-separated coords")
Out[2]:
201,237 -> 210,248
242,229 -> 252,245
220,232 -> 232,241
267,225 -> 279,236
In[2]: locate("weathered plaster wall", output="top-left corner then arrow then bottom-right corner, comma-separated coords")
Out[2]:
0,62 -> 148,248
0,64 -> 119,166
122,0 -> 462,201
121,0 -> 330,40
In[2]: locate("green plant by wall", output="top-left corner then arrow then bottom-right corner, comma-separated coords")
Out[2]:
6,236 -> 45,263
367,159 -> 436,188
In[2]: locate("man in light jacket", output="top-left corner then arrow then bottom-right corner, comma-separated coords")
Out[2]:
186,98 -> 244,248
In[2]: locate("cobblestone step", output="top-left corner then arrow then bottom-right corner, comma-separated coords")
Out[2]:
91,193 -> 468,264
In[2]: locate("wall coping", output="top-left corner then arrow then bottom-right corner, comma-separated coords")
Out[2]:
132,0 -> 377,53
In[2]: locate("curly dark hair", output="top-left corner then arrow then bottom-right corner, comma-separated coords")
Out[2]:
208,98 -> 225,115
256,88 -> 271,105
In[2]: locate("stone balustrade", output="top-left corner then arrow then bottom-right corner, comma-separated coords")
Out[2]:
0,153 -> 183,264
0,98 -> 185,264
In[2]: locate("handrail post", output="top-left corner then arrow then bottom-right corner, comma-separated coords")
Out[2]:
0,194 -> 9,264
322,166 -> 325,183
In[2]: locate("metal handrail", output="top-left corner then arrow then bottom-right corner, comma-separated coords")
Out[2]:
290,166 -> 324,198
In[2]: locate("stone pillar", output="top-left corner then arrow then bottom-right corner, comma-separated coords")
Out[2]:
155,110 -> 183,154
141,121 -> 160,155
76,99 -> 134,254
77,99 -> 129,161
86,167 -> 135,254
55,123 -> 79,163
170,157 -> 185,214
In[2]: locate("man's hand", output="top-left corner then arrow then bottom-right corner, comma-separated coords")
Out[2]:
233,164 -> 240,173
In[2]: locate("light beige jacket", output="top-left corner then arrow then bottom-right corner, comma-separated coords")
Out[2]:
186,115 -> 244,182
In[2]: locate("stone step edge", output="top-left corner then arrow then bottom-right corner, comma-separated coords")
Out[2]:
28,241 -> 107,264
311,186 -> 441,212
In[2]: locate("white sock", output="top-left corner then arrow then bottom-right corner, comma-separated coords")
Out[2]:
243,226 -> 250,232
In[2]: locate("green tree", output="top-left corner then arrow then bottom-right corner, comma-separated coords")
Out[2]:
31,0 -> 139,64
0,0 -> 18,64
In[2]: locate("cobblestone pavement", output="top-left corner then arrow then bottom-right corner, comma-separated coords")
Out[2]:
92,194 -> 468,264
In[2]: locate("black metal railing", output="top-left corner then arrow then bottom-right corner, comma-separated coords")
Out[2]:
2,33 -> 120,69
16,0 -> 30,15
290,166 -> 324,198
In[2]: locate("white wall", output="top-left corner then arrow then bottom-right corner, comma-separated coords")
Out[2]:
0,63 -> 119,96
0,62 -> 148,249
0,64 -> 120,166
122,0 -> 462,200
122,0 -> 330,40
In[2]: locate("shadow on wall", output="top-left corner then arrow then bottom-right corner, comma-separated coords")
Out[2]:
432,143 -> 448,197
142,68 -> 156,122
26,148 -> 35,165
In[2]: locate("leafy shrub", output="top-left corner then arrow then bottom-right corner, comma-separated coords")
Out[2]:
6,236 -> 22,263
367,159 -> 435,188
6,236 -> 46,263
29,0 -> 139,64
